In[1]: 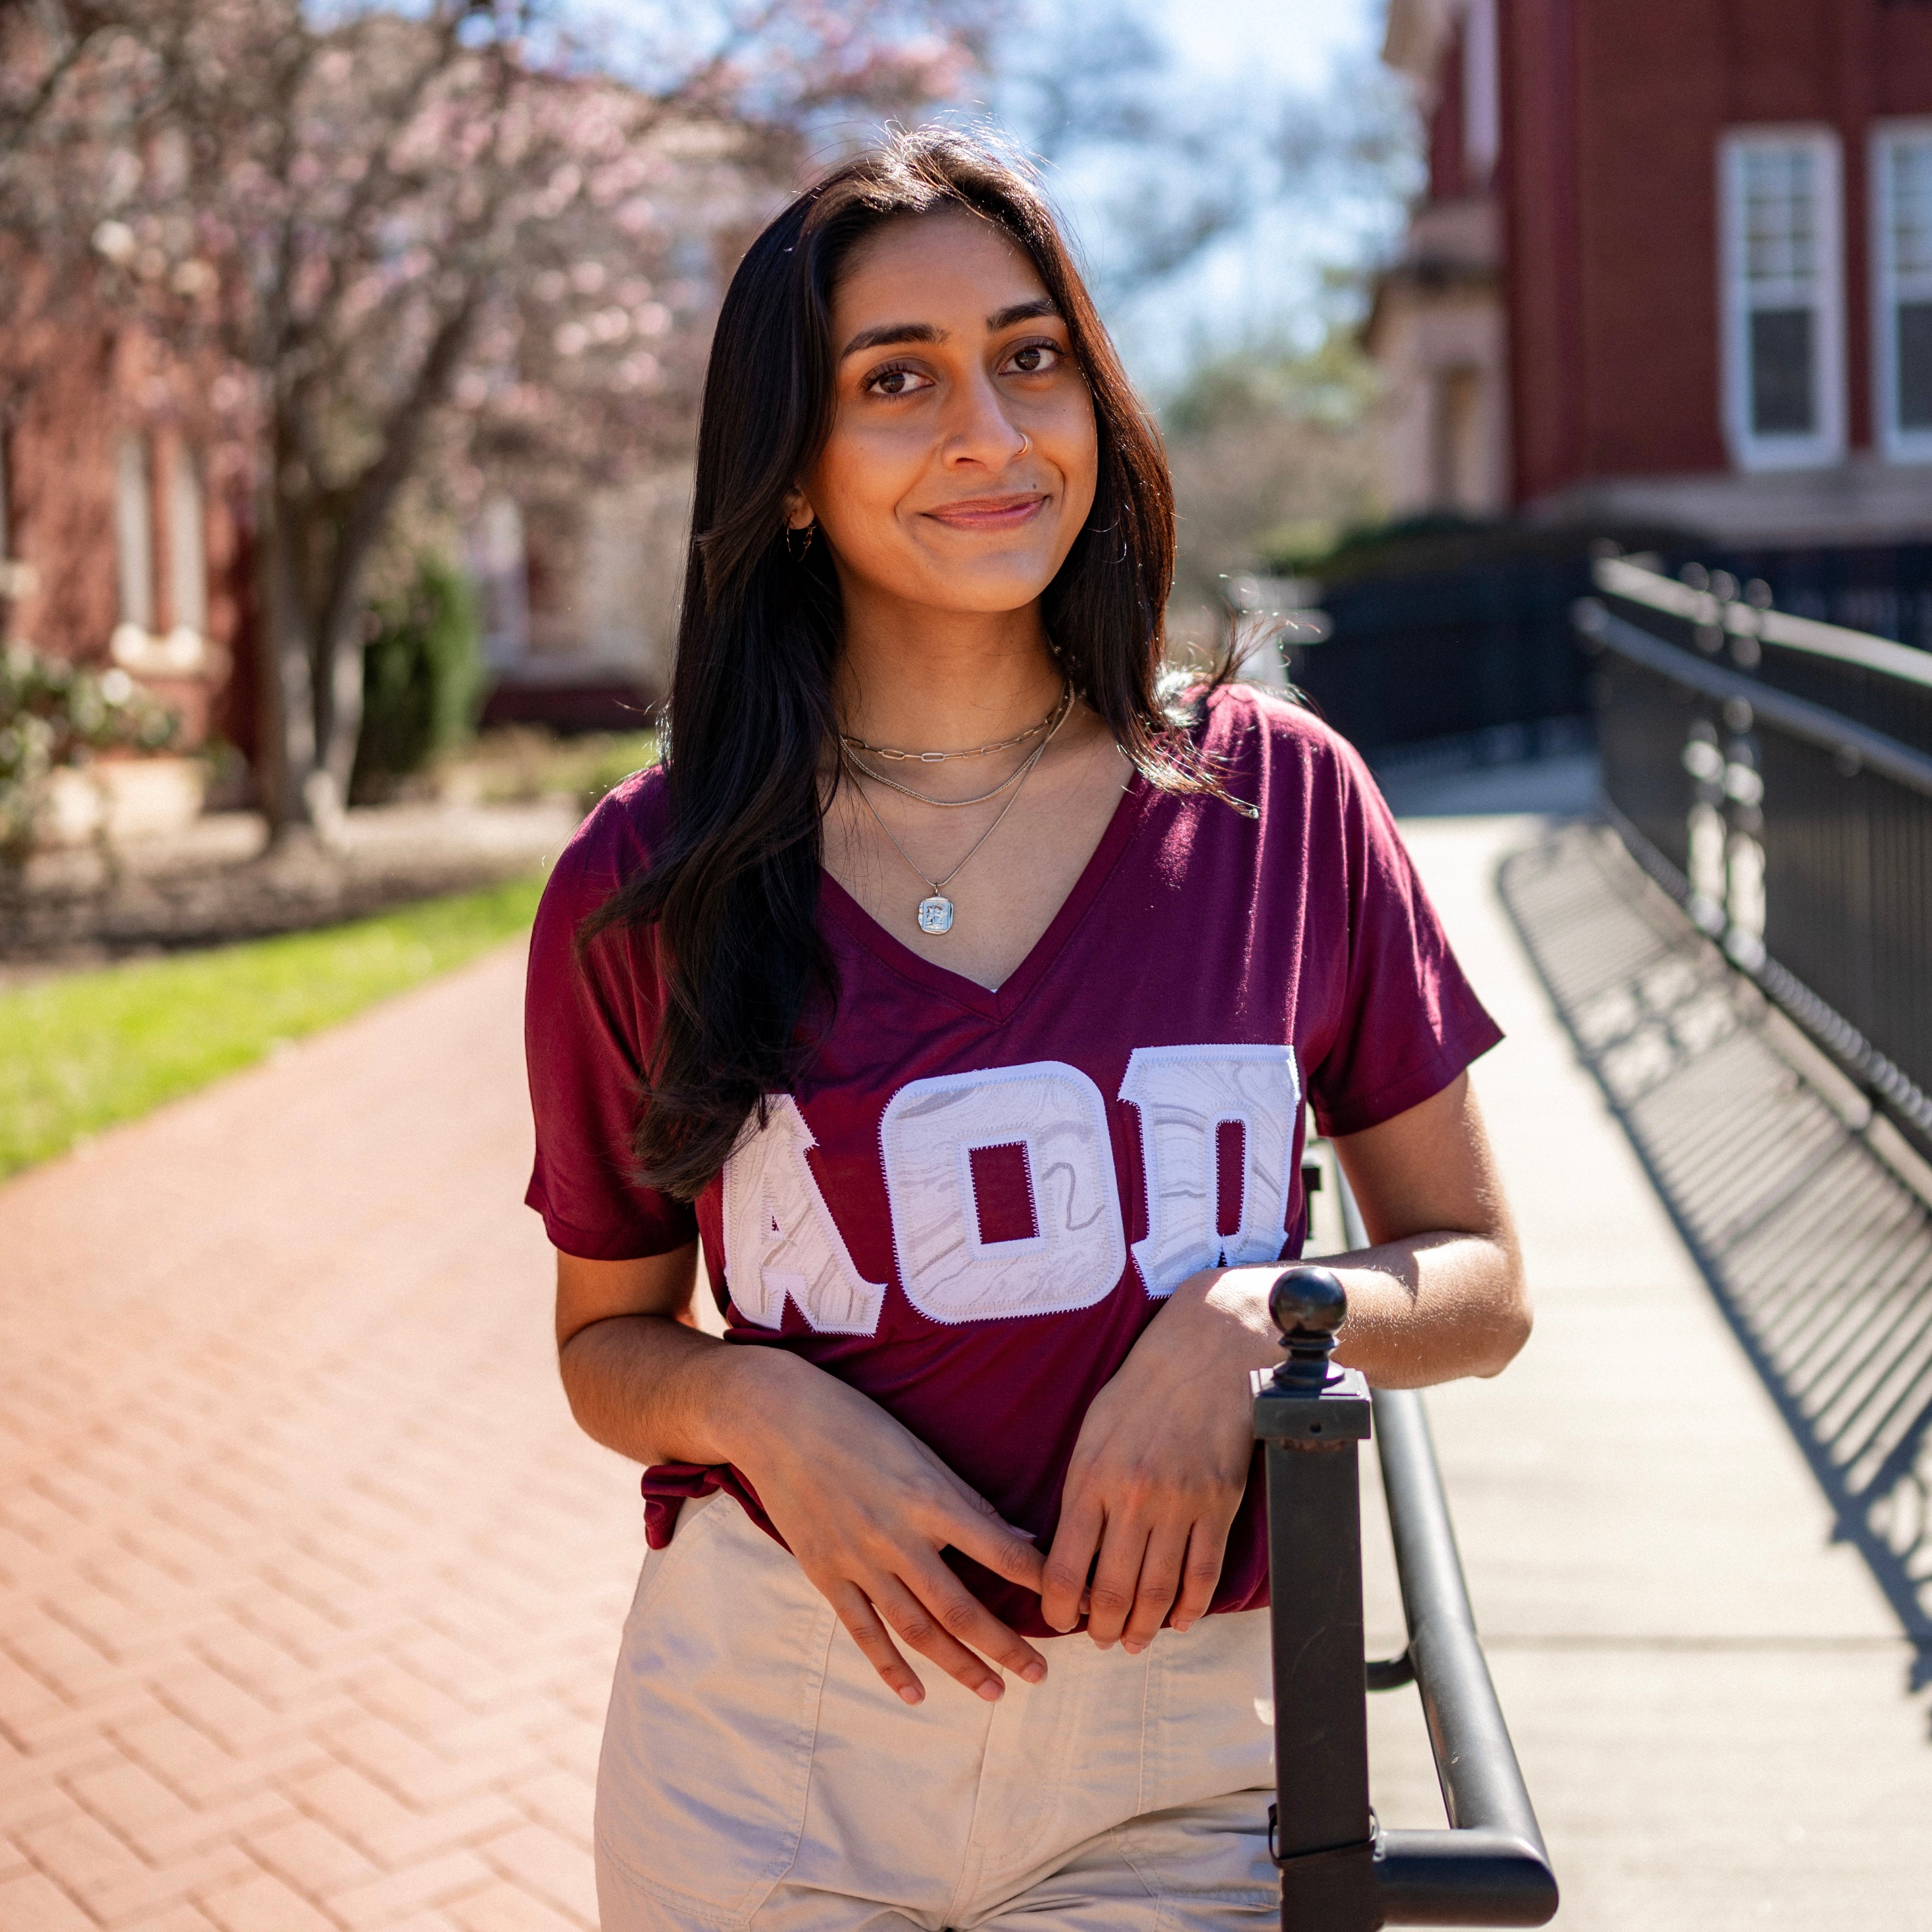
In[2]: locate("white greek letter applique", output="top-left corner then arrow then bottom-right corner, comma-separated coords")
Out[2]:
1119,1045 -> 1303,1298
720,1095 -> 886,1334
879,1062 -> 1127,1324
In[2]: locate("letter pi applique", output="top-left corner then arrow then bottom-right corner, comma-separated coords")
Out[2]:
1119,1044 -> 1302,1297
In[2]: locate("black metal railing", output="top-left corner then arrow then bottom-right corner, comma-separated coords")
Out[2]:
1286,553 -> 1595,758
1258,1176 -> 1557,1929
1578,556 -> 1932,1162
1594,554 -> 1932,760
1663,538 -> 1932,658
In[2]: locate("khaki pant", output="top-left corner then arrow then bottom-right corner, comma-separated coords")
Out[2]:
595,1494 -> 1280,1932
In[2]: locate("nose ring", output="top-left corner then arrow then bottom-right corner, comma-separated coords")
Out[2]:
1017,433 -> 1032,457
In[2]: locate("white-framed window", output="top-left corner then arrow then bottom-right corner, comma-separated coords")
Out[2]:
1872,121 -> 1932,463
114,433 -> 154,632
165,442 -> 206,639
112,433 -> 210,666
1719,128 -> 1846,471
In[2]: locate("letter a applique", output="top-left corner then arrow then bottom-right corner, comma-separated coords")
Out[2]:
720,1096 -> 886,1334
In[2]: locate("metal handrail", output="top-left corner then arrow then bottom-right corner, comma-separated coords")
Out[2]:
1574,598 -> 1932,800
1367,1390 -> 1556,1925
1594,554 -> 1932,688
1254,1175 -> 1558,1929
1577,563 -> 1932,1155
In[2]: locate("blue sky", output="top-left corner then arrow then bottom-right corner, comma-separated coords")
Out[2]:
1036,0 -> 1400,389
1153,0 -> 1379,90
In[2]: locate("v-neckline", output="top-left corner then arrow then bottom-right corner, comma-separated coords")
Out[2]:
817,769 -> 1153,1024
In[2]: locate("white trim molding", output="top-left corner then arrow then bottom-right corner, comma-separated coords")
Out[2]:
109,622 -> 214,677
1719,127 -> 1846,472
1872,119 -> 1932,465
1461,0 -> 1499,186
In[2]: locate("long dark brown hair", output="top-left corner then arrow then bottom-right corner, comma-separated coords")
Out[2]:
585,126 -> 1227,1201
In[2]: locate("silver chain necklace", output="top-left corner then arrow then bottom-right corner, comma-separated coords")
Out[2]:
840,685 -> 1065,763
842,686 -> 1073,809
842,691 -> 1072,935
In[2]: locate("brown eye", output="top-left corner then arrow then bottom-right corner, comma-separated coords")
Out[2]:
865,363 -> 932,398
1006,342 -> 1062,375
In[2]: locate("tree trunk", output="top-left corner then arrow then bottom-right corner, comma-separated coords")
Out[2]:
253,475 -> 318,839
265,295 -> 480,834
316,596 -> 367,823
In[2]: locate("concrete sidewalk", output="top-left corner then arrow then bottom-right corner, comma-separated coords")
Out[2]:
1361,756 -> 1932,1929
2,756 -> 1927,1931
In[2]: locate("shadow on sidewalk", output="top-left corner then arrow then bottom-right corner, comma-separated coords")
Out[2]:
1499,823 -> 1932,1698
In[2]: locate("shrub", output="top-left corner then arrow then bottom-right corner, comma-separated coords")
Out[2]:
0,643 -> 178,867
351,554 -> 484,800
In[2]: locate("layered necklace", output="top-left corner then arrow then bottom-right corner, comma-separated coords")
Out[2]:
840,683 -> 1073,936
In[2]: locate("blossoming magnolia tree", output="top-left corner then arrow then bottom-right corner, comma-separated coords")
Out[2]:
0,0 -> 988,836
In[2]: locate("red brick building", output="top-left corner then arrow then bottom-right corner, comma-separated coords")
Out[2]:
1370,0 -> 1932,545
1,301 -> 253,831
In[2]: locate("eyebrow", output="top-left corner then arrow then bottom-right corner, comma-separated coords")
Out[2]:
839,321 -> 942,361
987,298 -> 1060,331
837,298 -> 1063,363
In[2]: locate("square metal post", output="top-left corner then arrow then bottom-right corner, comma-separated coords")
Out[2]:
1254,1267 -> 1378,1932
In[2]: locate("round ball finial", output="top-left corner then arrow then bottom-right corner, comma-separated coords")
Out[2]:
1269,1265 -> 1347,1344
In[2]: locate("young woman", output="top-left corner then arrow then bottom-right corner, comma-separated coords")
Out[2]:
525,130 -> 1529,1932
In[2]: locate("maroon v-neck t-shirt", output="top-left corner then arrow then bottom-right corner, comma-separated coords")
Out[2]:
524,686 -> 1501,1634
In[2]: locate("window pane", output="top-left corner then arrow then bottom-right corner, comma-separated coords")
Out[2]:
114,435 -> 154,630
1890,138 -> 1932,283
167,445 -> 206,634
1744,146 -> 1817,288
1899,301 -> 1932,431
1751,308 -> 1816,435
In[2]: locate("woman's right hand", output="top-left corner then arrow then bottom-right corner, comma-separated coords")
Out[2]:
730,1352 -> 1051,1706
554,1248 -> 1047,1708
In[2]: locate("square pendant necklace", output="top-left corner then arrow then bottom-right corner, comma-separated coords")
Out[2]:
842,687 -> 1071,936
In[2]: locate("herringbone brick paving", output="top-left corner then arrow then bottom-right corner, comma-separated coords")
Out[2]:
0,940 -> 642,1930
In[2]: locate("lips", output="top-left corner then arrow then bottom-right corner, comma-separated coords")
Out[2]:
924,493 -> 1048,531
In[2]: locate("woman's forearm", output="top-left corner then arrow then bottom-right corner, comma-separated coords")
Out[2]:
562,1220 -> 1525,1477
1322,1074 -> 1531,1385
558,1313 -> 813,1470
1171,1229 -> 1529,1393
1328,1230 -> 1528,1385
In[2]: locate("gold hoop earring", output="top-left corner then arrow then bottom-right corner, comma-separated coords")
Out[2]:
785,521 -> 816,562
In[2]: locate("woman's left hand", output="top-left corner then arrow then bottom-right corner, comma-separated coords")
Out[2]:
1039,1075 -> 1531,1652
1038,1271 -> 1274,1650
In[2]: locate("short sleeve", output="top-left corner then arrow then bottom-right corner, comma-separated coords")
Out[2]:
1305,740 -> 1503,1138
523,785 -> 700,1261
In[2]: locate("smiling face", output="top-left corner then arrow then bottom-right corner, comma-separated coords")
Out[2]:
797,209 -> 1100,623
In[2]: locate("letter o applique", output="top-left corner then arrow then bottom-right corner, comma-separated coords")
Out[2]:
879,1062 -> 1127,1324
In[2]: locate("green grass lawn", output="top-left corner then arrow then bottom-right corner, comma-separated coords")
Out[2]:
0,872 -> 544,1181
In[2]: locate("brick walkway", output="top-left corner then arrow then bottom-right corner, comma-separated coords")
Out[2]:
0,941 -> 640,1932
